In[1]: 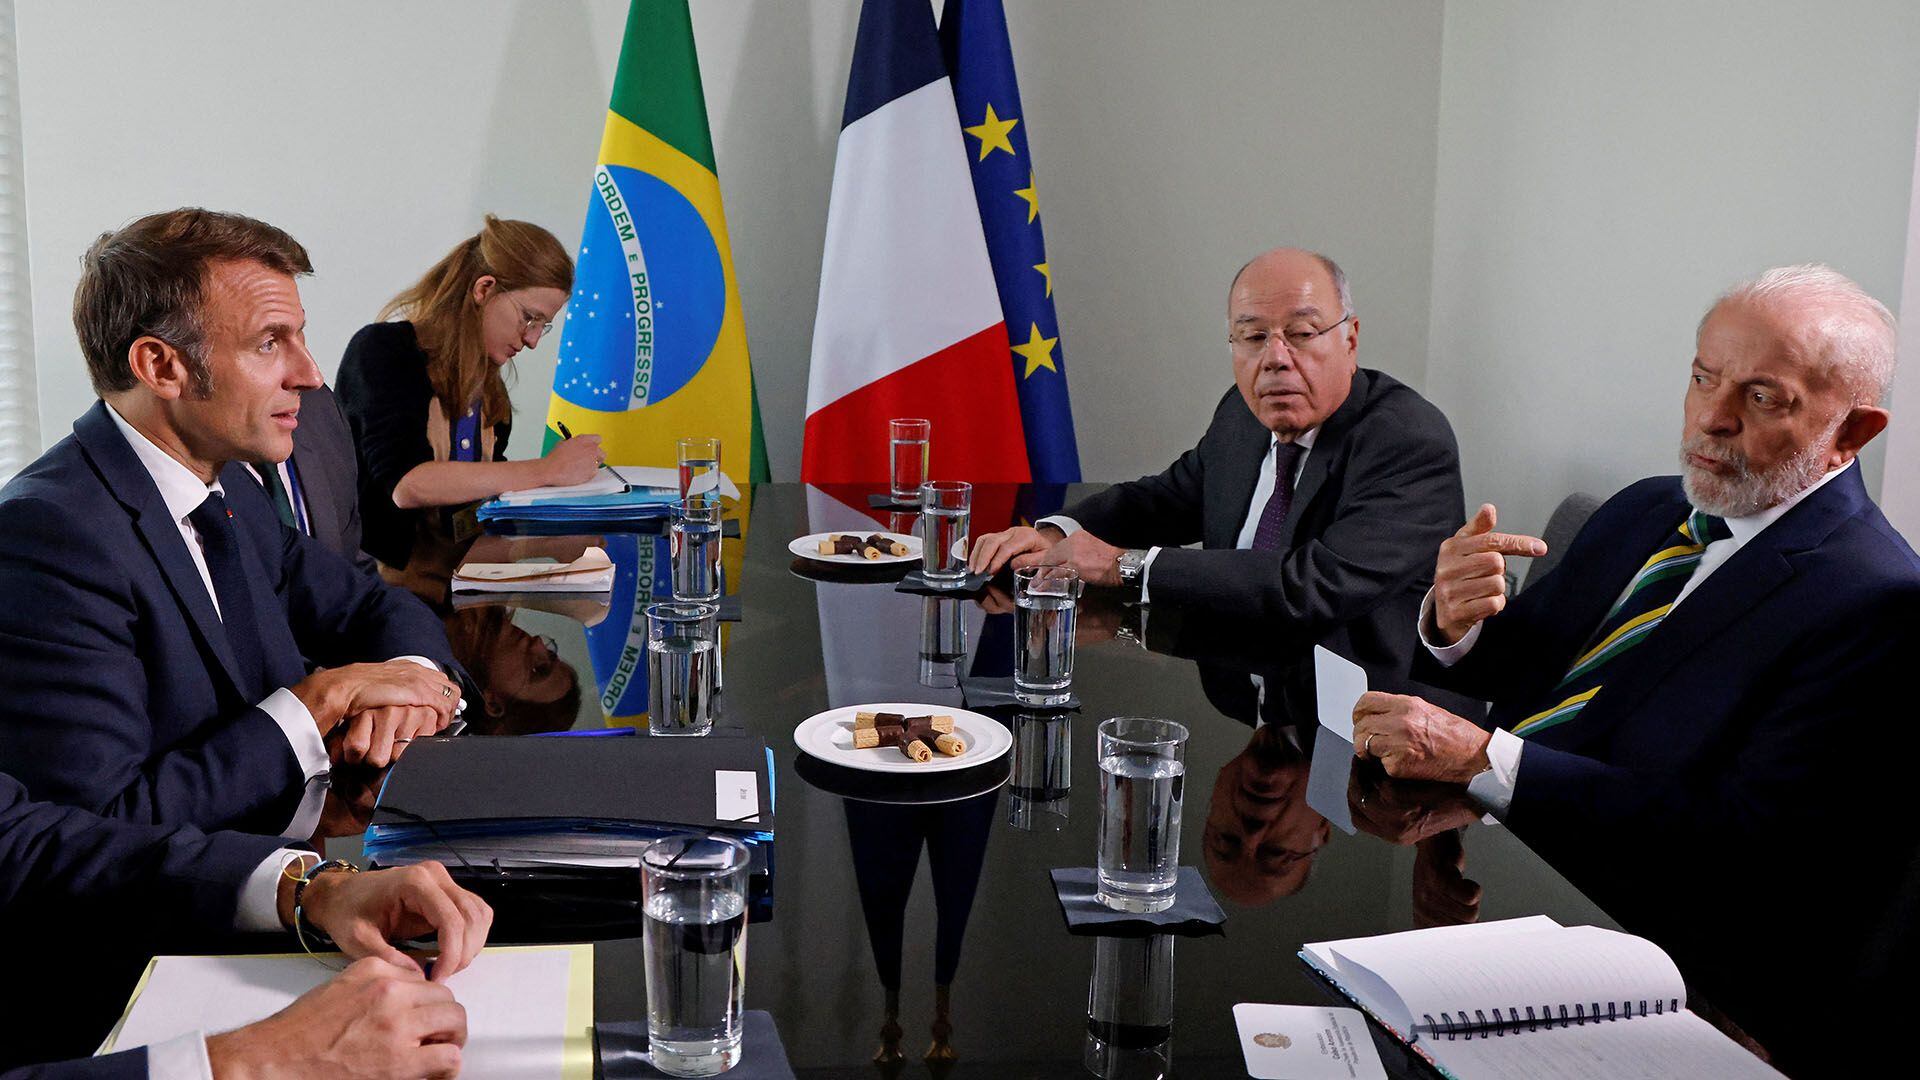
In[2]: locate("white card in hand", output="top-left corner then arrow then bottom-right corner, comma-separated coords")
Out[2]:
1234,1003 -> 1386,1080
1313,646 -> 1368,741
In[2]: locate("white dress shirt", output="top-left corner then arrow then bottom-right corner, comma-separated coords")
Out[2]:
1424,462 -> 1855,814
1041,425 -> 1320,603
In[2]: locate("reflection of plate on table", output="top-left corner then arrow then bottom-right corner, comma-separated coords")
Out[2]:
787,557 -> 917,585
793,702 -> 1012,774
789,531 -> 922,566
793,751 -> 1011,806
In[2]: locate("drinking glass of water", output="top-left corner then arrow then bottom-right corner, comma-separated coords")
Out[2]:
888,418 -> 930,505
1095,717 -> 1189,912
671,498 -> 723,603
641,834 -> 751,1077
1013,565 -> 1082,706
916,481 -> 972,586
677,437 -> 723,505
646,602 -> 718,736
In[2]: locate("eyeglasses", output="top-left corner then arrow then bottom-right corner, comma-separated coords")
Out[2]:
530,634 -> 559,682
1229,313 -> 1352,356
507,296 -> 556,340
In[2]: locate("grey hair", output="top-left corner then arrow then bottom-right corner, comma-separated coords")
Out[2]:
1230,249 -> 1354,317
1703,263 -> 1898,406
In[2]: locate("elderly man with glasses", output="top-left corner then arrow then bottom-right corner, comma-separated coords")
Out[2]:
971,247 -> 1464,677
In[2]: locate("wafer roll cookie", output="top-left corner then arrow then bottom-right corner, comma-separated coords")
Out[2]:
901,738 -> 933,763
932,732 -> 966,756
817,538 -> 839,554
855,711 -> 909,729
861,544 -> 882,560
853,726 -> 900,750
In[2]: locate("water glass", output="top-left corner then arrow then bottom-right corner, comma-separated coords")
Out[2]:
670,499 -> 723,603
642,835 -> 751,1077
1095,717 -> 1189,912
1084,934 -> 1175,1079
646,602 -> 718,736
916,481 -> 972,585
1013,565 -> 1082,706
1008,711 -> 1071,832
677,437 -> 723,505
888,419 -> 931,505
918,596 -> 968,688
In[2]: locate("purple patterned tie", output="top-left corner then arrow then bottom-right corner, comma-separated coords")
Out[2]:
1249,441 -> 1306,552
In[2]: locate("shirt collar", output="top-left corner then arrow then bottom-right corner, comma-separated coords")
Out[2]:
1708,459 -> 1853,546
1269,426 -> 1320,454
104,402 -> 223,523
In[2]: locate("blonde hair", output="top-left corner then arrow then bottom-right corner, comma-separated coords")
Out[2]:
380,215 -> 573,426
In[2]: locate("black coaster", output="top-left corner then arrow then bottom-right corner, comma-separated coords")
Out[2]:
717,594 -> 742,622
596,1011 -> 794,1079
960,675 -> 1081,711
1049,867 -> 1226,938
894,569 -> 990,596
868,493 -> 924,512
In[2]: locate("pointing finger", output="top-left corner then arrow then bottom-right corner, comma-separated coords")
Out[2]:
1457,504 -> 1497,538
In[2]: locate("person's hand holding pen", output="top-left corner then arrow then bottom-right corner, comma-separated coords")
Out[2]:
543,420 -> 603,486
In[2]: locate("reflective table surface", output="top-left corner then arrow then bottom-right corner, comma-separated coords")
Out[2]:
325,483 -> 1898,1078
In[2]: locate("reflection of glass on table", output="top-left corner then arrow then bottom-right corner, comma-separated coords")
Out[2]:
1085,934 -> 1175,1079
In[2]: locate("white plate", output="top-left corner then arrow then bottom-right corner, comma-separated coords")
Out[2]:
789,531 -> 922,566
793,702 -> 1012,774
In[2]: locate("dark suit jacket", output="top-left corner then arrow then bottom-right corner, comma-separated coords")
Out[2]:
1065,368 -> 1462,678
288,384 -> 378,576
0,402 -> 457,834
1419,468 -> 1920,1072
0,772 -> 285,1074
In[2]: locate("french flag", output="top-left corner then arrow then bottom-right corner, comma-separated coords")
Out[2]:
801,0 -> 1032,485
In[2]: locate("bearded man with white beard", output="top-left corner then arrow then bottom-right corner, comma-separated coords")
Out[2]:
1333,265 -> 1920,1073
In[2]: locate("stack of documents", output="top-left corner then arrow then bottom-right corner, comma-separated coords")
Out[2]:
453,546 -> 616,593
477,465 -> 740,527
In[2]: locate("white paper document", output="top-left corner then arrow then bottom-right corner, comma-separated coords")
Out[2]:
1314,646 -> 1368,740
1234,1003 -> 1386,1079
498,470 -> 629,503
597,465 -> 742,500
102,945 -> 594,1079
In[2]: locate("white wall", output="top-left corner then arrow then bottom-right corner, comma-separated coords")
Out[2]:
13,0 -> 1444,482
1426,0 -> 1920,538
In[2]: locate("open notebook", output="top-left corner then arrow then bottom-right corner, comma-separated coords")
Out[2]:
1300,917 -> 1783,1079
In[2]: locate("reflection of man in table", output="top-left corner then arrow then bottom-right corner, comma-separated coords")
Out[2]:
970,248 -> 1462,677
1203,724 -> 1330,905
1349,265 -> 1920,1072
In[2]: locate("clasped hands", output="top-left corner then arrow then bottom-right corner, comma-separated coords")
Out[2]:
968,523 -> 1127,586
295,660 -> 463,767
1354,504 -> 1546,784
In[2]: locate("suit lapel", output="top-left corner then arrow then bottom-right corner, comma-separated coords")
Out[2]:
290,440 -> 334,546
74,403 -> 250,697
1281,369 -> 1367,548
1543,470 -> 1864,750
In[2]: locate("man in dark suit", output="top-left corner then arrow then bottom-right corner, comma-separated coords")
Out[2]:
0,208 -> 463,838
1351,264 -> 1920,1073
0,771 -> 487,1076
243,382 -> 378,575
971,248 -> 1462,677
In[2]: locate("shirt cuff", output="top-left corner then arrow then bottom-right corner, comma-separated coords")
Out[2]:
1138,546 -> 1163,605
259,688 -> 329,780
234,848 -> 309,933
1417,587 -> 1482,667
1466,728 -> 1524,817
145,1030 -> 216,1080
1036,514 -> 1080,537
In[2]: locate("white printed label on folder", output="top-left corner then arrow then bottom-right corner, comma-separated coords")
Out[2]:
1234,1003 -> 1386,1080
715,770 -> 759,824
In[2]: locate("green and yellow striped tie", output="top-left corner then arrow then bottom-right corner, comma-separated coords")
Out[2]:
1511,509 -> 1730,740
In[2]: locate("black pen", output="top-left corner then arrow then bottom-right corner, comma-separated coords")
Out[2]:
556,421 -> 630,489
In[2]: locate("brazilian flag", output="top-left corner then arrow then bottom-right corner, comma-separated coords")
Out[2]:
546,1 -> 769,484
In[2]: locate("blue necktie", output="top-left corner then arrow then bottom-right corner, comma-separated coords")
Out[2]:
1250,441 -> 1305,552
188,492 -> 270,699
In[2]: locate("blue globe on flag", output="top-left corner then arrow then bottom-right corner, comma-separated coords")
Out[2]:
555,164 -> 727,411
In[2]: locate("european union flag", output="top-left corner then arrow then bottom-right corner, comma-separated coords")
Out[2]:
940,0 -> 1081,482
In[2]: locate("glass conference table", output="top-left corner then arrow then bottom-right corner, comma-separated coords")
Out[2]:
321,482 -> 1834,1079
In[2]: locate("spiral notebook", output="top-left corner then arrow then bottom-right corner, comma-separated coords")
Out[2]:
1299,917 -> 1784,1079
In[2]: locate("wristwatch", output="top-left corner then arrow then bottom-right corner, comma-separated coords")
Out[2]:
1116,548 -> 1149,587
